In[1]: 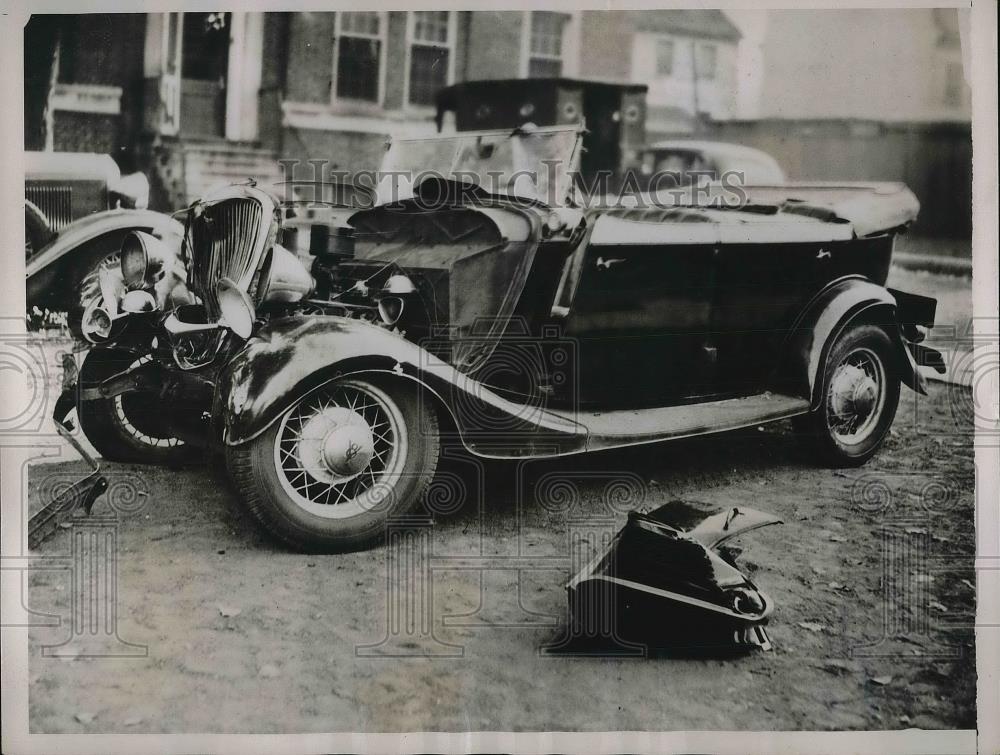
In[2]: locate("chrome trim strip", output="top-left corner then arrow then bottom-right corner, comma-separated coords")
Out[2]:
577,575 -> 774,621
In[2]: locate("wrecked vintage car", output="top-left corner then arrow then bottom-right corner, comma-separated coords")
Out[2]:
56,123 -> 944,552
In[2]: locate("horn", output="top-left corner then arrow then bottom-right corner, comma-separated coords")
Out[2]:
81,302 -> 113,343
255,244 -> 315,305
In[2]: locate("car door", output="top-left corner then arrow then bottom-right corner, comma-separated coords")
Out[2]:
560,212 -> 720,407
708,218 -> 871,395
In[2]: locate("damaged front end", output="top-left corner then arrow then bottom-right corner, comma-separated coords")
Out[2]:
568,500 -> 781,652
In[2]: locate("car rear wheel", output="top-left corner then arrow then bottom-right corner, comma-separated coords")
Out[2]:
226,378 -> 440,552
794,323 -> 900,467
77,349 -> 192,464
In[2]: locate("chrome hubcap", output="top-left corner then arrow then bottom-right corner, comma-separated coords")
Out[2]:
274,382 -> 406,519
827,347 -> 885,443
296,406 -> 375,482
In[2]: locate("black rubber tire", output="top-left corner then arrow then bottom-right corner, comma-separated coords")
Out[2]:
76,348 -> 193,464
225,378 -> 440,553
794,323 -> 900,467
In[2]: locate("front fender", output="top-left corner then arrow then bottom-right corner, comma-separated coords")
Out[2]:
25,200 -> 55,248
26,209 -> 183,279
782,276 -> 930,407
217,316 -> 584,455
26,209 -> 184,309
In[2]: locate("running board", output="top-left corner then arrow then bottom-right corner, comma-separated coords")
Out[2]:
549,392 -> 810,453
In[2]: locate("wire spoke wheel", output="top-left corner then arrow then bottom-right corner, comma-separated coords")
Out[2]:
274,381 -> 408,520
796,323 -> 900,467
227,377 -> 440,552
79,252 -> 121,313
825,346 -> 886,445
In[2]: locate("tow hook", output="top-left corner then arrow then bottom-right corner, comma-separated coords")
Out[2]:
27,355 -> 109,549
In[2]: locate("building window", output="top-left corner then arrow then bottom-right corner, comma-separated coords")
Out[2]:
655,38 -> 674,77
181,12 -> 231,82
696,43 -> 717,81
57,14 -> 119,85
334,11 -> 384,103
943,61 -> 964,107
527,11 -> 569,78
408,11 -> 453,107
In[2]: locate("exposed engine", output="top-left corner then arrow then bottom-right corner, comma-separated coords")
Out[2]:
265,198 -> 538,371
78,183 -> 544,381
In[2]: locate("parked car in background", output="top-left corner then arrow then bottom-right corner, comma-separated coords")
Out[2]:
436,78 -> 648,187
432,80 -> 784,197
59,124 -> 943,553
25,151 -> 150,257
635,140 -> 786,190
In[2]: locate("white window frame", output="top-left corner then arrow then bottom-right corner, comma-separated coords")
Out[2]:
331,11 -> 388,108
942,59 -> 965,107
403,11 -> 456,110
520,10 -> 580,78
655,36 -> 675,78
696,42 -> 717,81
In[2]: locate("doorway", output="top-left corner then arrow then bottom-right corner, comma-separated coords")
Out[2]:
180,12 -> 231,139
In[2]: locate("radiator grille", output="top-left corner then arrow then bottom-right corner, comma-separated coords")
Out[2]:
25,185 -> 73,232
188,197 -> 265,318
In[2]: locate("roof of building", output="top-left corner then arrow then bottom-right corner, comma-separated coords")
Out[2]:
627,10 -> 742,42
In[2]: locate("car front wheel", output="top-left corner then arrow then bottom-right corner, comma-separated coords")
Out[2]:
77,349 -> 192,464
226,377 -> 440,552
794,323 -> 901,467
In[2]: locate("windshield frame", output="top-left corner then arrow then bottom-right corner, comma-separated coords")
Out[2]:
376,124 -> 584,208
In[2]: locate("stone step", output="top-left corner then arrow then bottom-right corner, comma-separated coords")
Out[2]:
178,140 -> 282,203
179,138 -> 274,154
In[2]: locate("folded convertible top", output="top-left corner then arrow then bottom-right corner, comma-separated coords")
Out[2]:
601,181 -> 920,239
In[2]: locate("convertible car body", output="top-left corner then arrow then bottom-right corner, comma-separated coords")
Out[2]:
51,124 -> 944,552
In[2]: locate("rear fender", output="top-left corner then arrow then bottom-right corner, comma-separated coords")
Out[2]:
782,276 -> 928,409
217,315 -> 585,456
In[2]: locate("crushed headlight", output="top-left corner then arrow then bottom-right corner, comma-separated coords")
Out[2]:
217,277 -> 255,340
254,244 -> 314,305
120,231 -> 175,290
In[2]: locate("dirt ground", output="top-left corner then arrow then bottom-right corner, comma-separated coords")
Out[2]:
24,267 -> 978,733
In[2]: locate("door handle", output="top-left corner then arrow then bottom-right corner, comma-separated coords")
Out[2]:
816,249 -> 832,260
596,256 -> 626,270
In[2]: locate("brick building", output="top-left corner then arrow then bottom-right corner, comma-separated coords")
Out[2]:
24,10 -> 740,210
